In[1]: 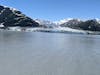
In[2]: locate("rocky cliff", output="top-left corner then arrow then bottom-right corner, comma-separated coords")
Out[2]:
0,5 -> 39,27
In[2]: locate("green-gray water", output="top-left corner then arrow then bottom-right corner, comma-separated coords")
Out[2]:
0,31 -> 100,75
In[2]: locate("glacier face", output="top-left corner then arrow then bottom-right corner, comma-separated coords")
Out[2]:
34,19 -> 59,28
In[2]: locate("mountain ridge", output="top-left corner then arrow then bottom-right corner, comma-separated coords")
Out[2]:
0,5 -> 39,27
1,5 -> 100,32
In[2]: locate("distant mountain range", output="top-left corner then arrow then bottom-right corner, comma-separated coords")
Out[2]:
35,18 -> 100,31
59,19 -> 100,31
1,5 -> 100,33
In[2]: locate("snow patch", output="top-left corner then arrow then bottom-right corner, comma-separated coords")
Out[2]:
54,18 -> 82,25
0,23 -> 4,27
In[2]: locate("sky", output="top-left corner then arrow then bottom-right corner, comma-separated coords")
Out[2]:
0,0 -> 100,21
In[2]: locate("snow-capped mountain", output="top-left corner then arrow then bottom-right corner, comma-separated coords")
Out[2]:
54,18 -> 73,25
60,19 -> 82,27
54,18 -> 82,25
94,18 -> 100,24
34,19 -> 58,28
34,18 -> 82,27
34,18 -> 100,31
55,18 -> 100,25
59,19 -> 100,31
1,5 -> 100,33
0,5 -> 39,27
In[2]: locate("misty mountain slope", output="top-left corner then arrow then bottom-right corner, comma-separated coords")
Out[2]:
0,5 -> 39,27
34,19 -> 58,28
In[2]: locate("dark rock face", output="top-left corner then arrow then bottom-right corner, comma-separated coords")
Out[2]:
77,20 -> 100,31
61,19 -> 100,31
61,19 -> 82,29
0,5 -> 39,27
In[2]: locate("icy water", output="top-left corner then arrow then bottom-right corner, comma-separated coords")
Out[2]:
0,31 -> 100,75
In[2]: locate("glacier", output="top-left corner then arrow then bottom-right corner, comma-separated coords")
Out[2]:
2,26 -> 99,35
